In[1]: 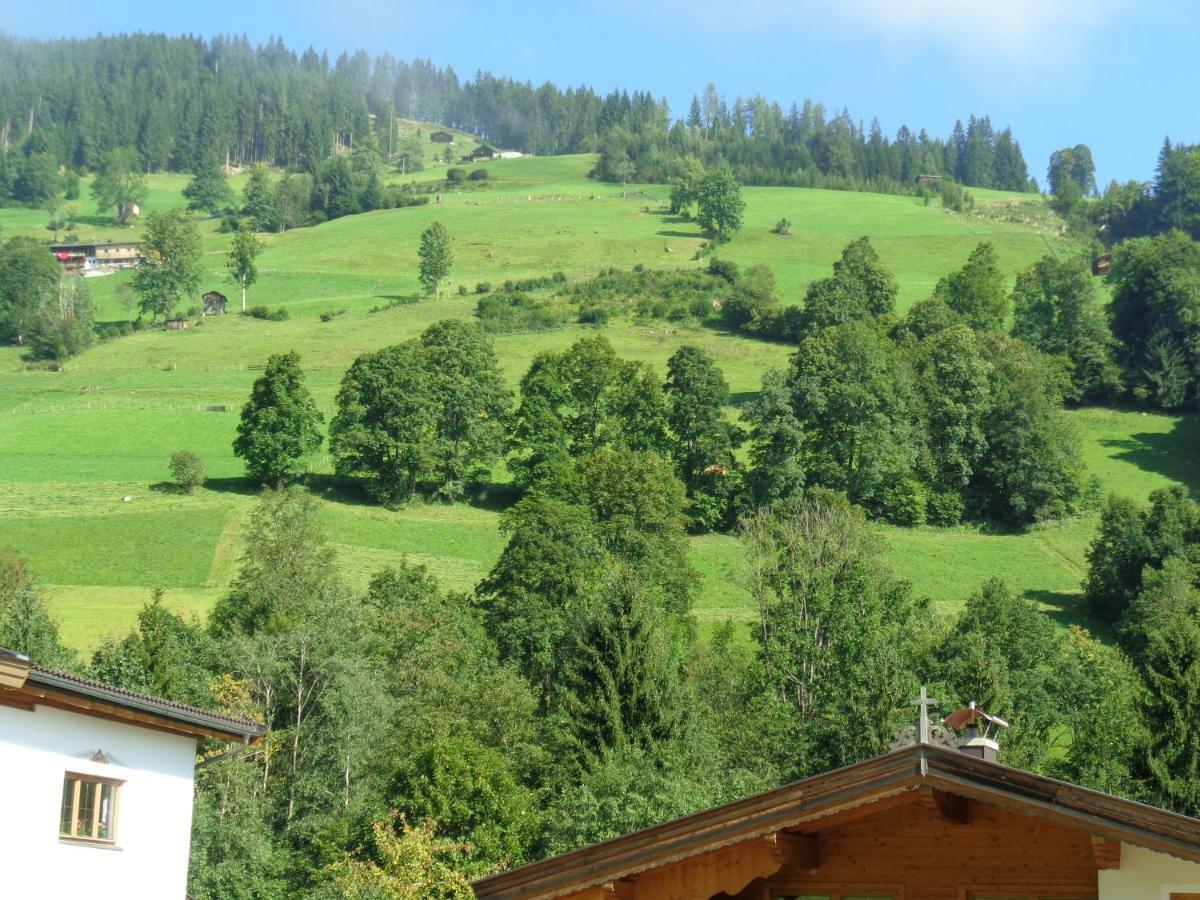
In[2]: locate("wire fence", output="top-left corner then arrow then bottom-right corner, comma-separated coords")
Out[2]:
2,401 -> 237,416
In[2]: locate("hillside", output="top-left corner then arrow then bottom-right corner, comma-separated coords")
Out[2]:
0,154 -> 1194,651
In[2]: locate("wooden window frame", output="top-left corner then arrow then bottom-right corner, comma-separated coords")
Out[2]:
59,771 -> 122,846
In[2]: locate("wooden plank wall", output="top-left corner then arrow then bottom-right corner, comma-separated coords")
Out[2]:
746,799 -> 1099,900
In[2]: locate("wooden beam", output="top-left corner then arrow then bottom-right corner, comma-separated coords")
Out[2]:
1092,835 -> 1122,869
632,834 -> 786,900
776,831 -> 819,871
918,786 -> 969,824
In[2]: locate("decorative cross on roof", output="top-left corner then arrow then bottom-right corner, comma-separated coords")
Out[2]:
910,686 -> 938,744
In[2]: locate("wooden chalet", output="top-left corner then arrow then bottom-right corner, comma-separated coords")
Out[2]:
202,290 -> 228,315
466,144 -> 497,162
474,699 -> 1200,900
431,130 -> 455,143
50,240 -> 142,272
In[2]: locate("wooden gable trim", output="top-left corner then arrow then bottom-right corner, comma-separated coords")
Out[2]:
1091,836 -> 1121,869
4,682 -> 254,743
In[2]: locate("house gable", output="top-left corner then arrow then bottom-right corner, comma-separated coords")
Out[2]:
474,745 -> 1200,900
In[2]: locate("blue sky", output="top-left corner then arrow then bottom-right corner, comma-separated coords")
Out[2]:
2,0 -> 1197,186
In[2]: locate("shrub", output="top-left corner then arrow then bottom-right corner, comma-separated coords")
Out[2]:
446,167 -> 467,185
217,213 -> 241,234
168,451 -> 205,493
468,168 -> 489,181
319,309 -> 347,323
475,282 -> 492,294
457,284 -> 468,296
927,490 -> 965,526
772,217 -> 792,236
707,257 -> 739,283
880,478 -> 928,526
246,306 -> 289,321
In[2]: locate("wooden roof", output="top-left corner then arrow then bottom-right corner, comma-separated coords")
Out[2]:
0,647 -> 265,743
473,743 -> 1200,900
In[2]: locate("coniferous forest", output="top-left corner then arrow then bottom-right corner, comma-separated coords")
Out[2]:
0,32 -> 1031,198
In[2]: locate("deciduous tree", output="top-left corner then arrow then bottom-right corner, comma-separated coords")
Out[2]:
233,351 -> 324,486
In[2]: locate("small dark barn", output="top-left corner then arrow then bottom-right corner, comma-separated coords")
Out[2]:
430,131 -> 454,144
467,145 -> 496,161
203,291 -> 228,315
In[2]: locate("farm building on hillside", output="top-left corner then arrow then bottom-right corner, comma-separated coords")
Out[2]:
466,145 -> 496,162
165,318 -> 188,331
430,130 -> 454,143
202,291 -> 228,315
497,150 -> 524,159
1093,253 -> 1113,276
474,694 -> 1200,900
0,647 -> 265,899
50,241 -> 142,273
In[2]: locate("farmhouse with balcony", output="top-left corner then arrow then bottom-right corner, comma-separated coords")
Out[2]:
0,647 -> 265,899
50,241 -> 142,273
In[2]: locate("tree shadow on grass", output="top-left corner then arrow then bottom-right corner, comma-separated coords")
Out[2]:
656,229 -> 704,240
1101,416 -> 1200,499
193,477 -> 262,497
1023,589 -> 1113,640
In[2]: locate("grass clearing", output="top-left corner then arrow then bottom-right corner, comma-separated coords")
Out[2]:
0,158 -> 1188,653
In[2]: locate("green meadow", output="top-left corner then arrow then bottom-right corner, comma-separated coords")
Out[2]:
0,155 -> 1193,652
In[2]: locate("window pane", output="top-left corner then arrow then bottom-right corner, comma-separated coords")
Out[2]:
76,780 -> 97,838
97,782 -> 115,840
59,777 -> 76,836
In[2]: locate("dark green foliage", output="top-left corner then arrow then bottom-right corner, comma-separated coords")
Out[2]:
1121,557 -> 1200,814
445,167 -> 467,184
1154,140 -> 1200,240
913,324 -> 991,492
245,305 -> 288,321
800,236 -> 898,333
90,146 -> 147,225
132,208 -> 202,322
1084,488 -> 1200,625
418,221 -> 453,295
0,550 -> 73,669
184,158 -> 234,215
742,369 -> 805,504
664,345 -> 743,530
507,336 -> 668,490
741,492 -> 928,772
209,488 -> 339,636
241,167 -> 276,231
1047,145 -> 1097,198
329,343 -> 437,505
932,241 -> 1008,331
695,166 -> 744,239
89,592 -> 218,708
970,333 -> 1082,524
0,235 -> 61,345
475,290 -> 570,333
330,322 -> 507,503
787,321 -> 916,508
233,351 -> 324,486
1107,230 -> 1200,408
389,734 -> 536,875
169,450 -> 206,492
1011,255 -> 1120,403
415,320 -> 510,500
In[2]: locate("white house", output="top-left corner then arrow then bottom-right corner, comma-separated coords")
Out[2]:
0,646 -> 265,899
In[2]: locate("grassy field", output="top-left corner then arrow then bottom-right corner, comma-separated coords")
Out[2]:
0,155 -> 1191,653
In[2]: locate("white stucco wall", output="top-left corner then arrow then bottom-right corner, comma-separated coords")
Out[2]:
1099,843 -> 1200,899
0,702 -> 198,899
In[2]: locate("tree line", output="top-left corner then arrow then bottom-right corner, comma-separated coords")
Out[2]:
0,470 -> 1187,893
0,33 -> 1031,203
